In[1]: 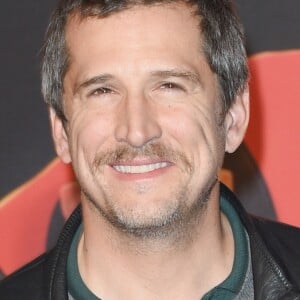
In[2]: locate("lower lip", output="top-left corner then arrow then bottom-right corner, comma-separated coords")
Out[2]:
109,164 -> 173,181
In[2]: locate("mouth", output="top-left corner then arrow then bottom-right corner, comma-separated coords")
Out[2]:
112,162 -> 170,174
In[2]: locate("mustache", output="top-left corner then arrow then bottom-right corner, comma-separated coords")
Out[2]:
92,143 -> 192,172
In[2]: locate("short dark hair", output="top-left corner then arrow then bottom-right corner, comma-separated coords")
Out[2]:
41,0 -> 248,121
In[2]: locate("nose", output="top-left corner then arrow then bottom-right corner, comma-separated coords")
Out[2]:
114,93 -> 162,147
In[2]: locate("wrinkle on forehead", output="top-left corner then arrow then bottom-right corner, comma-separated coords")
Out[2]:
64,3 -> 204,83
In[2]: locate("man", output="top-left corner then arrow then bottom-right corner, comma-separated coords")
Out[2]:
0,0 -> 300,299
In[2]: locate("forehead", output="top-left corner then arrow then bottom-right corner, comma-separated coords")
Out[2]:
65,3 -> 203,60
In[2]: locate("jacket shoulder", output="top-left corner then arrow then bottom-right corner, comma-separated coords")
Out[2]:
0,253 -> 50,300
0,206 -> 82,300
252,217 -> 300,286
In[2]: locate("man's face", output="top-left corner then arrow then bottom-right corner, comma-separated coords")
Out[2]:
52,4 -> 246,237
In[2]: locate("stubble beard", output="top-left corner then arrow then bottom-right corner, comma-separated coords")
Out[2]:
81,143 -> 218,242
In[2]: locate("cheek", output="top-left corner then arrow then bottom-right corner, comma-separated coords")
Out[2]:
68,111 -> 113,164
162,105 -> 206,146
163,105 -> 225,165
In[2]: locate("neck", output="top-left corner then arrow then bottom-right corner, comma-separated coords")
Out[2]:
78,187 -> 234,300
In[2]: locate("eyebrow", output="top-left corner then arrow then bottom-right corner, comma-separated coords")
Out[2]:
74,74 -> 114,95
150,69 -> 203,87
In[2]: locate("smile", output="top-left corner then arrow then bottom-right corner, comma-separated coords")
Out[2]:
112,162 -> 169,174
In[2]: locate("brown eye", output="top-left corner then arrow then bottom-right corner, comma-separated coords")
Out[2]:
161,82 -> 178,89
159,82 -> 186,92
91,87 -> 114,95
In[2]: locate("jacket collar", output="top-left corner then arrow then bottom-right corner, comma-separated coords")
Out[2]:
220,184 -> 299,298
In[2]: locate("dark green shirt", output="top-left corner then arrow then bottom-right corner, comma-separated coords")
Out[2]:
67,196 -> 253,299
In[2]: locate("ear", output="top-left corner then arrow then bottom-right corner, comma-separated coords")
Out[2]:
224,86 -> 250,153
49,108 -> 72,164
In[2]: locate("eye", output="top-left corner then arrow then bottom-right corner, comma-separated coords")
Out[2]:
160,82 -> 184,91
90,87 -> 115,96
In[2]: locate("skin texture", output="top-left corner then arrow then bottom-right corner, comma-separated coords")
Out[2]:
50,3 -> 249,299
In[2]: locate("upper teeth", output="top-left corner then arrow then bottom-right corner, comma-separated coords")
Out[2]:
113,162 -> 168,174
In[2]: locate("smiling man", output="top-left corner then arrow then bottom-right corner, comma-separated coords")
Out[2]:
1,0 -> 300,299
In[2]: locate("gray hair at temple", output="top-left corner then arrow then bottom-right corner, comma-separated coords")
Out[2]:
41,0 -> 248,121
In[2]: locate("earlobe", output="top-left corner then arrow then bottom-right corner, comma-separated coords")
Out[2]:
225,87 -> 250,153
49,108 -> 72,164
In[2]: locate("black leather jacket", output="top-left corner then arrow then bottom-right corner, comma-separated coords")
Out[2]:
0,184 -> 300,299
